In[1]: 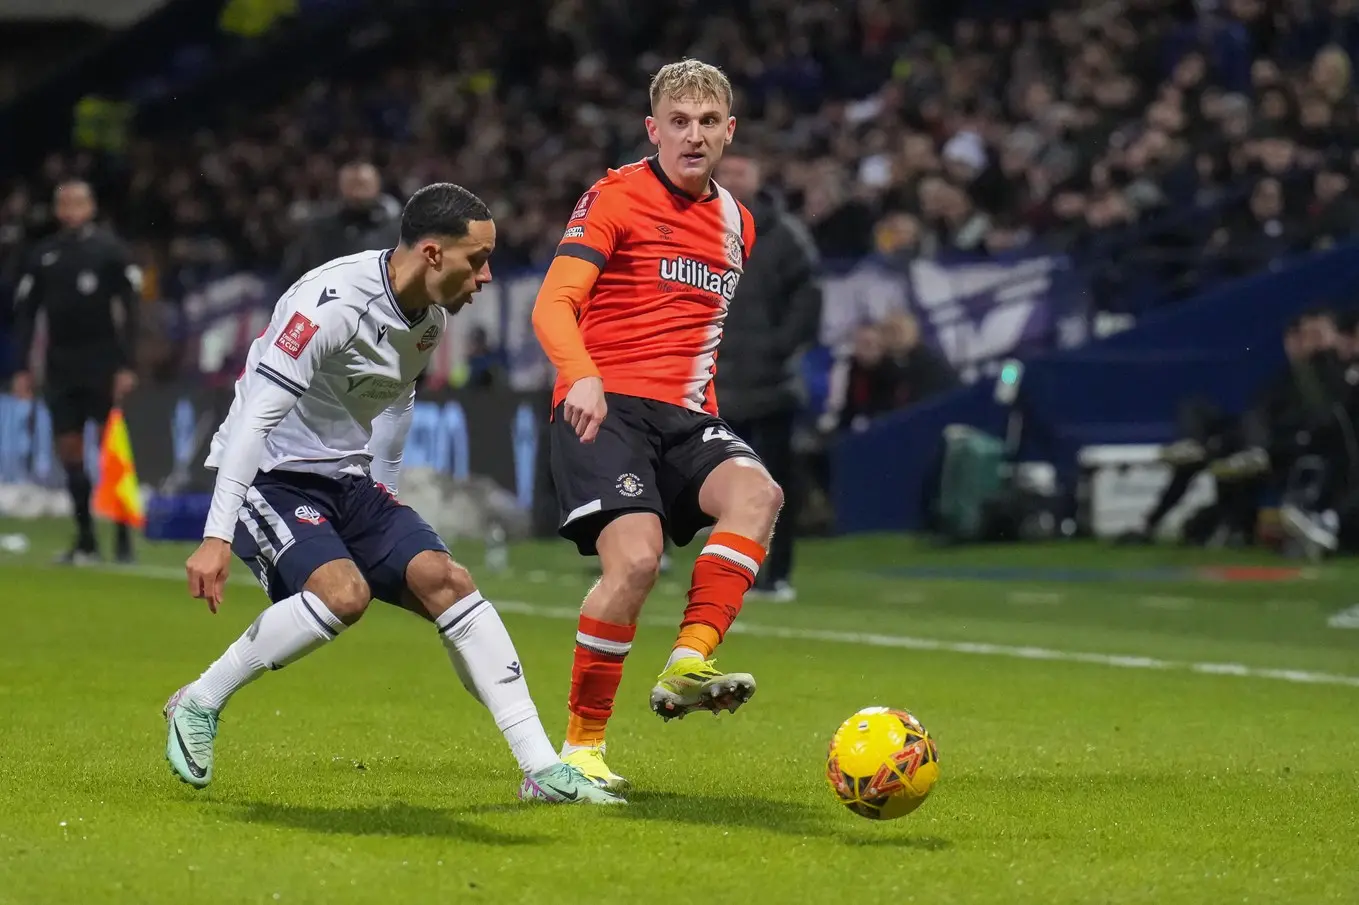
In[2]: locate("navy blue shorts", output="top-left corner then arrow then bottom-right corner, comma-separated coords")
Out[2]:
231,470 -> 449,605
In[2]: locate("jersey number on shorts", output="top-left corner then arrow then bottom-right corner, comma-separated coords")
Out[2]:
702,427 -> 735,443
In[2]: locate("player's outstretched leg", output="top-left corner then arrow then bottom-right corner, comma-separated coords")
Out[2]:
165,560 -> 366,788
402,550 -> 623,805
652,458 -> 782,722
558,512 -> 665,792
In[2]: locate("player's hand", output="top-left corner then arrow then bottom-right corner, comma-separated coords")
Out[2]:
112,368 -> 138,404
563,376 -> 607,443
9,371 -> 33,400
186,538 -> 233,613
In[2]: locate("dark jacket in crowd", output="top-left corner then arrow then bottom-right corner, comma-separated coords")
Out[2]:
715,191 -> 823,422
1246,350 -> 1351,463
280,195 -> 402,286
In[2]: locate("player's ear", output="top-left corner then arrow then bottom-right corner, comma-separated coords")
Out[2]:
645,115 -> 660,146
420,240 -> 442,269
725,116 -> 736,144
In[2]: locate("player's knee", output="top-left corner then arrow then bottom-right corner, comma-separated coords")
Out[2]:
308,570 -> 371,625
406,552 -> 477,616
604,545 -> 663,596
743,473 -> 784,520
430,556 -> 477,601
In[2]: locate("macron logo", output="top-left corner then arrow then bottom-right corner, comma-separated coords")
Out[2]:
317,287 -> 340,306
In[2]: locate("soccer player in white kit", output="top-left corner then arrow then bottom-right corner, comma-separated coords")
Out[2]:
164,183 -> 621,805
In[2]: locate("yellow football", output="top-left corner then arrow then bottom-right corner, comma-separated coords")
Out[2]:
826,706 -> 940,820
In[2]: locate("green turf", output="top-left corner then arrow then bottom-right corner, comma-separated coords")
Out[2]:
2,518 -> 1357,904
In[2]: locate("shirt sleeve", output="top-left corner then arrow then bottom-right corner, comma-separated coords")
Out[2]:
11,250 -> 43,369
202,379 -> 301,541
531,255 -> 604,385
368,382 -> 416,492
553,184 -> 627,271
202,295 -> 356,541
251,294 -> 356,399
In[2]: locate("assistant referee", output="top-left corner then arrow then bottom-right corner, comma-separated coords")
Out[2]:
10,180 -> 142,564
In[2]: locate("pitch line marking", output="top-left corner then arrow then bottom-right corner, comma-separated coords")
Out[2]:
50,562 -> 1359,690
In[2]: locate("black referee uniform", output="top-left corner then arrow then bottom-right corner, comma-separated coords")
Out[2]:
12,208 -> 142,563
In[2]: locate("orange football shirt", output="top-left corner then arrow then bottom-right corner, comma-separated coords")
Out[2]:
550,156 -> 756,415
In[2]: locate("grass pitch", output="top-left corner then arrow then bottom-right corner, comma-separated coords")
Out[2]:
1,518 -> 1357,904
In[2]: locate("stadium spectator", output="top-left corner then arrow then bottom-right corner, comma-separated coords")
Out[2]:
279,160 -> 401,286
2,0 -> 1358,392
878,312 -> 960,402
713,151 -> 823,601
822,323 -> 910,434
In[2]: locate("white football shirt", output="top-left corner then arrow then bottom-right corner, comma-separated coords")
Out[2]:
202,249 -> 447,541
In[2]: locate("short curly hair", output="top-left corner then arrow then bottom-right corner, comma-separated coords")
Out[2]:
649,59 -> 733,112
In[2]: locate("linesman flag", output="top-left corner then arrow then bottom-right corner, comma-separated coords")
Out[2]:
92,408 -> 145,530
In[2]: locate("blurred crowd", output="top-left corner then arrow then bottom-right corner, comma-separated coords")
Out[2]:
2,0 -> 1359,406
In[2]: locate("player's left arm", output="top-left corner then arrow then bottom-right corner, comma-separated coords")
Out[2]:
202,301 -> 358,543
368,381 -> 416,493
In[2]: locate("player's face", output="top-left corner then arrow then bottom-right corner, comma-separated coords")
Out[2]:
423,218 -> 496,313
646,94 -> 735,187
55,184 -> 95,229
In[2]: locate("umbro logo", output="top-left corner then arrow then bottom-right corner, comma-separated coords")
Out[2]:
498,661 -> 523,684
655,224 -> 675,240
317,287 -> 340,306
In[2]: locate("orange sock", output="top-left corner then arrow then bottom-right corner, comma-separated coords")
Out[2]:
673,623 -> 721,660
566,614 -> 636,749
677,531 -> 765,651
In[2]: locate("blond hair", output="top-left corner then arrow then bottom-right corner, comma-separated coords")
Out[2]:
649,59 -> 733,111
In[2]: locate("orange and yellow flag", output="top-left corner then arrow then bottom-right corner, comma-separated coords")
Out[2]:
92,408 -> 145,529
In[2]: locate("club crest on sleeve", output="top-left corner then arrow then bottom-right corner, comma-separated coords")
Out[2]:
571,191 -> 599,221
294,505 -> 325,525
724,231 -> 744,268
416,324 -> 440,352
275,313 -> 319,359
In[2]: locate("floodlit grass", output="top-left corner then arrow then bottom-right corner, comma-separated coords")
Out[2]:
2,519 -> 1357,904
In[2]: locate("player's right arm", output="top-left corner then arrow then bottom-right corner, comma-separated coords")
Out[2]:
531,186 -> 624,442
191,297 -> 356,610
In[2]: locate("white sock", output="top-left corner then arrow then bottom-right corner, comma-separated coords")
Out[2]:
188,590 -> 346,711
436,591 -> 558,776
667,646 -> 704,669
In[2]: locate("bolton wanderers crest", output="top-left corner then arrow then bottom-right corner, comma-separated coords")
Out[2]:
416,324 -> 440,352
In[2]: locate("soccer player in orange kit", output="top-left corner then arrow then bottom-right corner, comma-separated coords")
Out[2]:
530,60 -> 785,793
